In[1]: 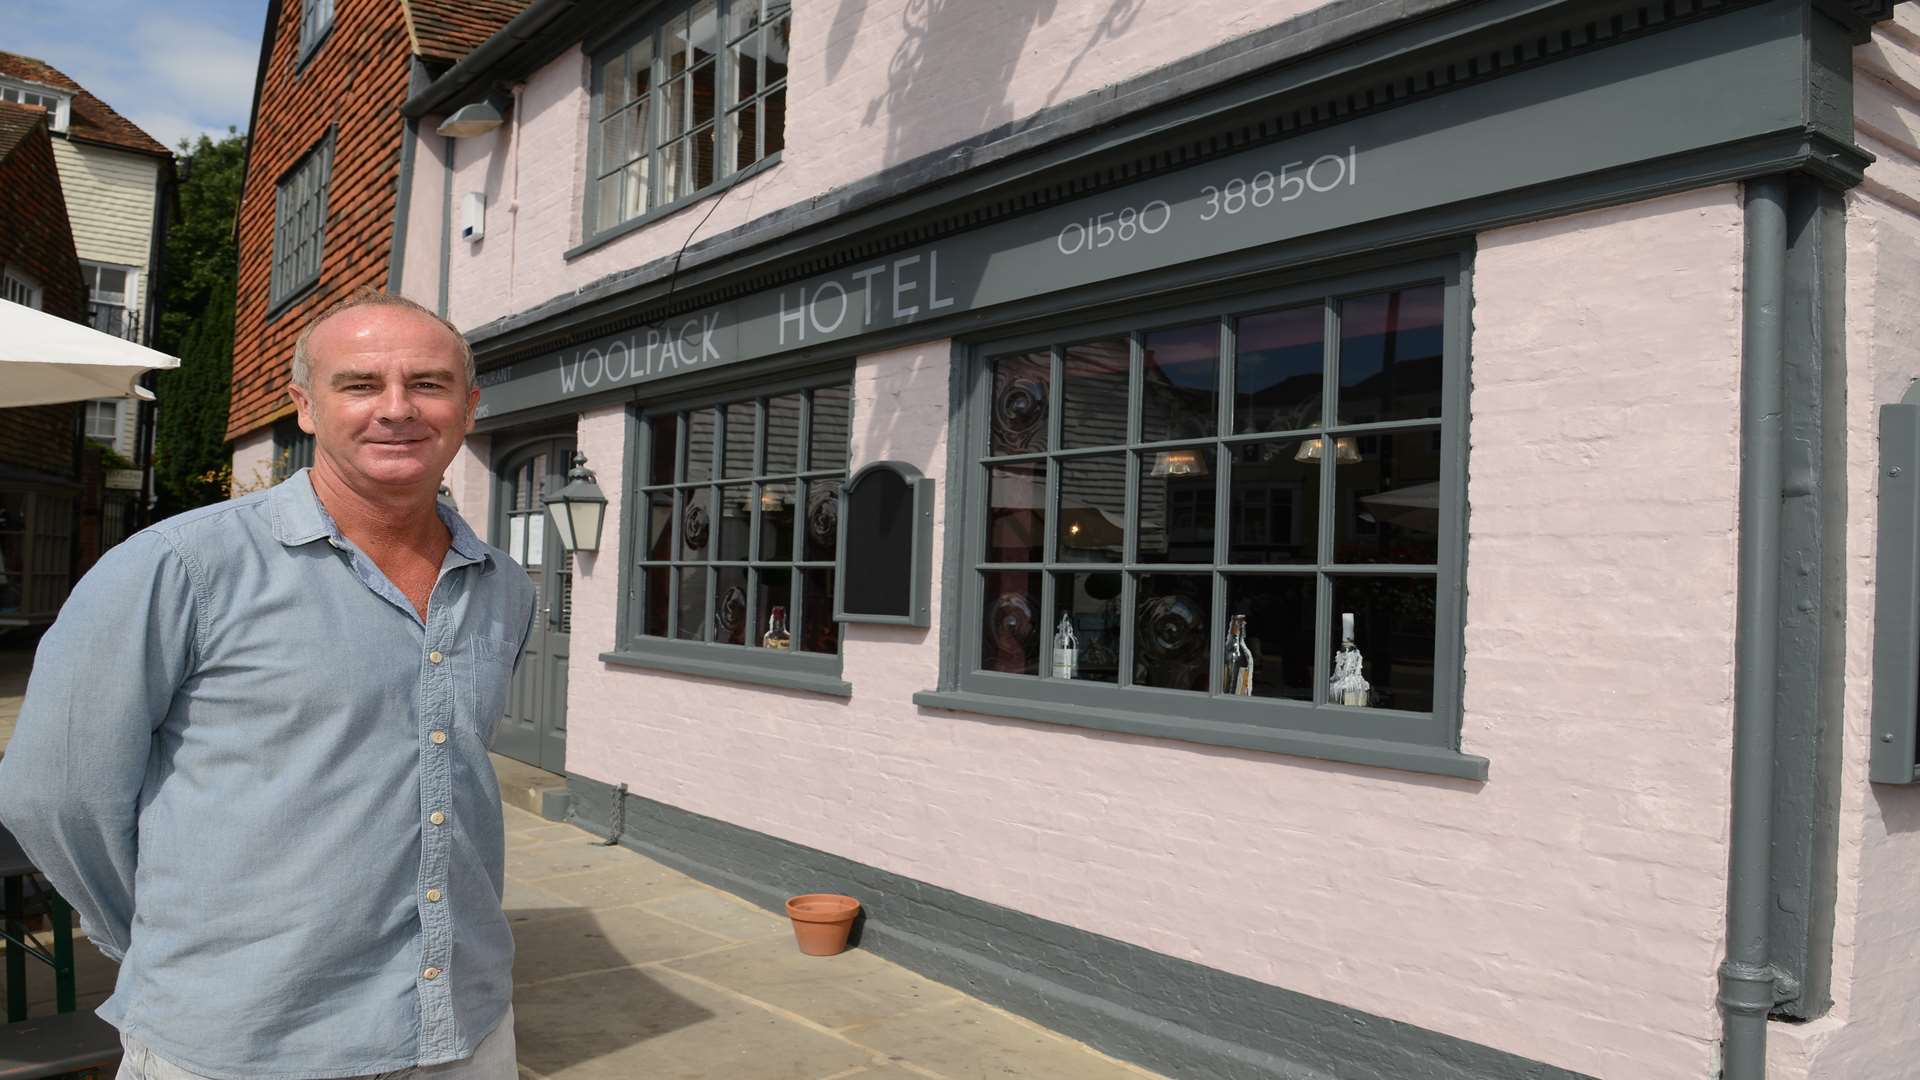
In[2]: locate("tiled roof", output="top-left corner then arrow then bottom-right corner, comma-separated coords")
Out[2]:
0,99 -> 45,162
0,52 -> 172,159
405,0 -> 532,64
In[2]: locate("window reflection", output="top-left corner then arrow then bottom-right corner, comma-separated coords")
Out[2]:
1133,573 -> 1210,692
1222,576 -> 1315,700
1057,455 -> 1125,563
1334,430 -> 1441,564
1137,447 -> 1214,565
1062,338 -> 1128,450
1052,571 -> 1121,683
1235,305 -> 1322,434
981,571 -> 1042,674
1329,576 -> 1436,712
1338,285 -> 1443,426
991,350 -> 1051,455
1140,324 -> 1218,443
986,463 -> 1046,564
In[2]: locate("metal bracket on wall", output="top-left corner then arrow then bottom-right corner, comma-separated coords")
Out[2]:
1870,399 -> 1920,783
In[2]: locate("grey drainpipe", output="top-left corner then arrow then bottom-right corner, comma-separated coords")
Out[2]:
1721,175 -> 1795,1079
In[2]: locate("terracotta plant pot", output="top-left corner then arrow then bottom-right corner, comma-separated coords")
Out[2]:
785,893 -> 861,956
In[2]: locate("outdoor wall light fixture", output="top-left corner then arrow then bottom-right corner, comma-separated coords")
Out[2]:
543,452 -> 608,553
1148,449 -> 1209,477
437,98 -> 507,138
1294,436 -> 1364,465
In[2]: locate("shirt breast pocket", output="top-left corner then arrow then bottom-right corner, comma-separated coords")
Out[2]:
464,635 -> 520,743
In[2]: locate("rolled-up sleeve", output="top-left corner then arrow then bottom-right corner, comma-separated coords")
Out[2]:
0,531 -> 199,960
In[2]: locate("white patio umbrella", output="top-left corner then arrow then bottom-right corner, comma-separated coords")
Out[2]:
0,299 -> 180,407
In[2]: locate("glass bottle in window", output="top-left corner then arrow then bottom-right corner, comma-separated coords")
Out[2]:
1052,614 -> 1078,679
763,605 -> 791,651
1224,613 -> 1254,696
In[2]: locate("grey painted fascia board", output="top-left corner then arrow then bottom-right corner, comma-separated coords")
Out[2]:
453,1 -> 1872,370
387,106 -> 419,293
463,125 -> 1864,430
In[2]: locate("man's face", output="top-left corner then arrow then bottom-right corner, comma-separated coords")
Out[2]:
288,305 -> 478,492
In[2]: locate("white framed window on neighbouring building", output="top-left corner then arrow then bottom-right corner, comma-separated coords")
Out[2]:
2,270 -> 41,310
81,262 -> 137,340
83,400 -> 121,445
0,80 -> 70,132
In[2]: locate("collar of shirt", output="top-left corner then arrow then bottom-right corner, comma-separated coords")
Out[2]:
271,469 -> 493,565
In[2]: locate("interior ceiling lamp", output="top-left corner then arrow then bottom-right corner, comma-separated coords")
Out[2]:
1294,436 -> 1363,465
543,452 -> 608,553
437,96 -> 508,138
1148,449 -> 1209,478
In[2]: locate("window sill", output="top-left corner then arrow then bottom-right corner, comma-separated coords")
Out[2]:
264,276 -> 323,324
601,642 -> 851,698
910,688 -> 1489,781
565,153 -> 782,262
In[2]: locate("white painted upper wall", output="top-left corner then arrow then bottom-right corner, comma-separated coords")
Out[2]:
440,0 -> 1336,331
49,138 -> 160,322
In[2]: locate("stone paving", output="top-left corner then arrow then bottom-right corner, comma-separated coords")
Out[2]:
1,645 -> 1163,1079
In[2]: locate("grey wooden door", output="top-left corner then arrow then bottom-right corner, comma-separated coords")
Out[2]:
493,441 -> 572,773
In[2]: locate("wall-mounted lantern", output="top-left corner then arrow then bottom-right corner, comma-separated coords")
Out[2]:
543,452 -> 608,554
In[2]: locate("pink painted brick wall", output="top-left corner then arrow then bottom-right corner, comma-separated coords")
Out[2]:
441,0 -> 1335,331
559,186 -> 1747,1079
1769,12 -> 1920,1077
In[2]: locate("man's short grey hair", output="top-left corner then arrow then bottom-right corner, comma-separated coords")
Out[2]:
290,289 -> 475,390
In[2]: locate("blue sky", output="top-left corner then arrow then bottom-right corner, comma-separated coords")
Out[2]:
3,0 -> 266,152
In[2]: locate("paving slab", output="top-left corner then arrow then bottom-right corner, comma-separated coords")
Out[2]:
639,887 -> 788,943
512,907 -> 732,986
524,858 -> 705,908
515,965 -> 872,1080
668,936 -> 968,1031
840,1000 -> 1159,1080
503,835 -> 649,881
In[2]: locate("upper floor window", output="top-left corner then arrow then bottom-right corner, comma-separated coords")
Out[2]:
270,132 -> 333,310
2,270 -> 40,310
0,81 -> 69,132
84,400 -> 121,444
941,262 -> 1471,772
587,0 -> 790,239
81,262 -> 136,340
298,0 -> 336,63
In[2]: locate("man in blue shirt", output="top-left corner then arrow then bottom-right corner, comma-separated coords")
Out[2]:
0,290 -> 534,1079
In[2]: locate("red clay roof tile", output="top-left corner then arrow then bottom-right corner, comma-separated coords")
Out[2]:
0,52 -> 173,159
405,0 -> 532,64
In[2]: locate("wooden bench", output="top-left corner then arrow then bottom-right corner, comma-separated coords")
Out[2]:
0,1011 -> 121,1079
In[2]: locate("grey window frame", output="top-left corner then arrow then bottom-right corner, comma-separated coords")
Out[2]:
606,365 -> 853,697
578,0 -> 790,250
297,0 -> 335,67
272,417 -> 315,480
269,130 -> 334,313
920,257 -> 1484,780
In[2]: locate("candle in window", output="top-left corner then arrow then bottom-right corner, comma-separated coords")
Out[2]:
1330,610 -> 1370,707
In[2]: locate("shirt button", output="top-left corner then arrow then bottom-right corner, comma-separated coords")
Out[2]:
430,730 -> 448,745
422,966 -> 442,981
428,650 -> 444,664
425,888 -> 443,902
429,811 -> 446,826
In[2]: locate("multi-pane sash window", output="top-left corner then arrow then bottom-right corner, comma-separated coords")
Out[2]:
1,271 -> 39,309
590,0 -> 790,235
272,418 -> 315,481
632,379 -> 851,656
299,0 -> 335,60
271,133 -> 333,308
0,83 -> 68,131
81,262 -> 133,338
965,274 -> 1461,746
84,401 -> 120,444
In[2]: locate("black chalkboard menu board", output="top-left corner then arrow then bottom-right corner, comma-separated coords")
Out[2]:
835,461 -> 933,627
